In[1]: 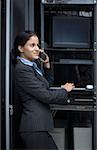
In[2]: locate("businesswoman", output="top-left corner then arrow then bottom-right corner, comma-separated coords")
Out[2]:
12,30 -> 74,150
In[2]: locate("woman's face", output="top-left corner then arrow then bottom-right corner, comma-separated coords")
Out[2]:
19,35 -> 40,61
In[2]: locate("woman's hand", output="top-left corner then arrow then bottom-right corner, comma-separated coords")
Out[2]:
61,83 -> 75,92
39,49 -> 50,69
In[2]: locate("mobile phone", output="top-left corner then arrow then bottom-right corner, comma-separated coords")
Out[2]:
39,51 -> 47,61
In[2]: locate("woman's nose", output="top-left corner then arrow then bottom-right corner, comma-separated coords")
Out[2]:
35,45 -> 40,51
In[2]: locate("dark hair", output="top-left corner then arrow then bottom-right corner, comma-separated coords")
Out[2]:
11,30 -> 37,65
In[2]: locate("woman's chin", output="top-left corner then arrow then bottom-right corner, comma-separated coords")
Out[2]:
34,56 -> 39,60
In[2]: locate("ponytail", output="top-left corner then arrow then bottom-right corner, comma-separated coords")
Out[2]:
11,47 -> 20,66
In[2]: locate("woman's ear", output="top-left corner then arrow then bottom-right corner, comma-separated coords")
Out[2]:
18,45 -> 23,53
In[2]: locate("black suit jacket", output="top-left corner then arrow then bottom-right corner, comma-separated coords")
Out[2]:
14,59 -> 68,132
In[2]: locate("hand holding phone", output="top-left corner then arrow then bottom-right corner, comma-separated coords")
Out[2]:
39,49 -> 50,68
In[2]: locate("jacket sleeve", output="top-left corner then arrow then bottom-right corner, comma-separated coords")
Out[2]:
15,66 -> 68,104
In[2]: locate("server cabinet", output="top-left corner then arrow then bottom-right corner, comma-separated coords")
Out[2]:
1,0 -> 35,149
10,0 -> 35,149
40,1 -> 96,149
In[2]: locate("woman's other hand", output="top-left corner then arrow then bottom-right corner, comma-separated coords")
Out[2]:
61,83 -> 75,92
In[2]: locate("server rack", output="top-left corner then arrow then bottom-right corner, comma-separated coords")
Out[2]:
40,0 -> 97,149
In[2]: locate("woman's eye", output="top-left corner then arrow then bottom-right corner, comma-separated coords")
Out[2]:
32,44 -> 35,47
30,43 -> 40,48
